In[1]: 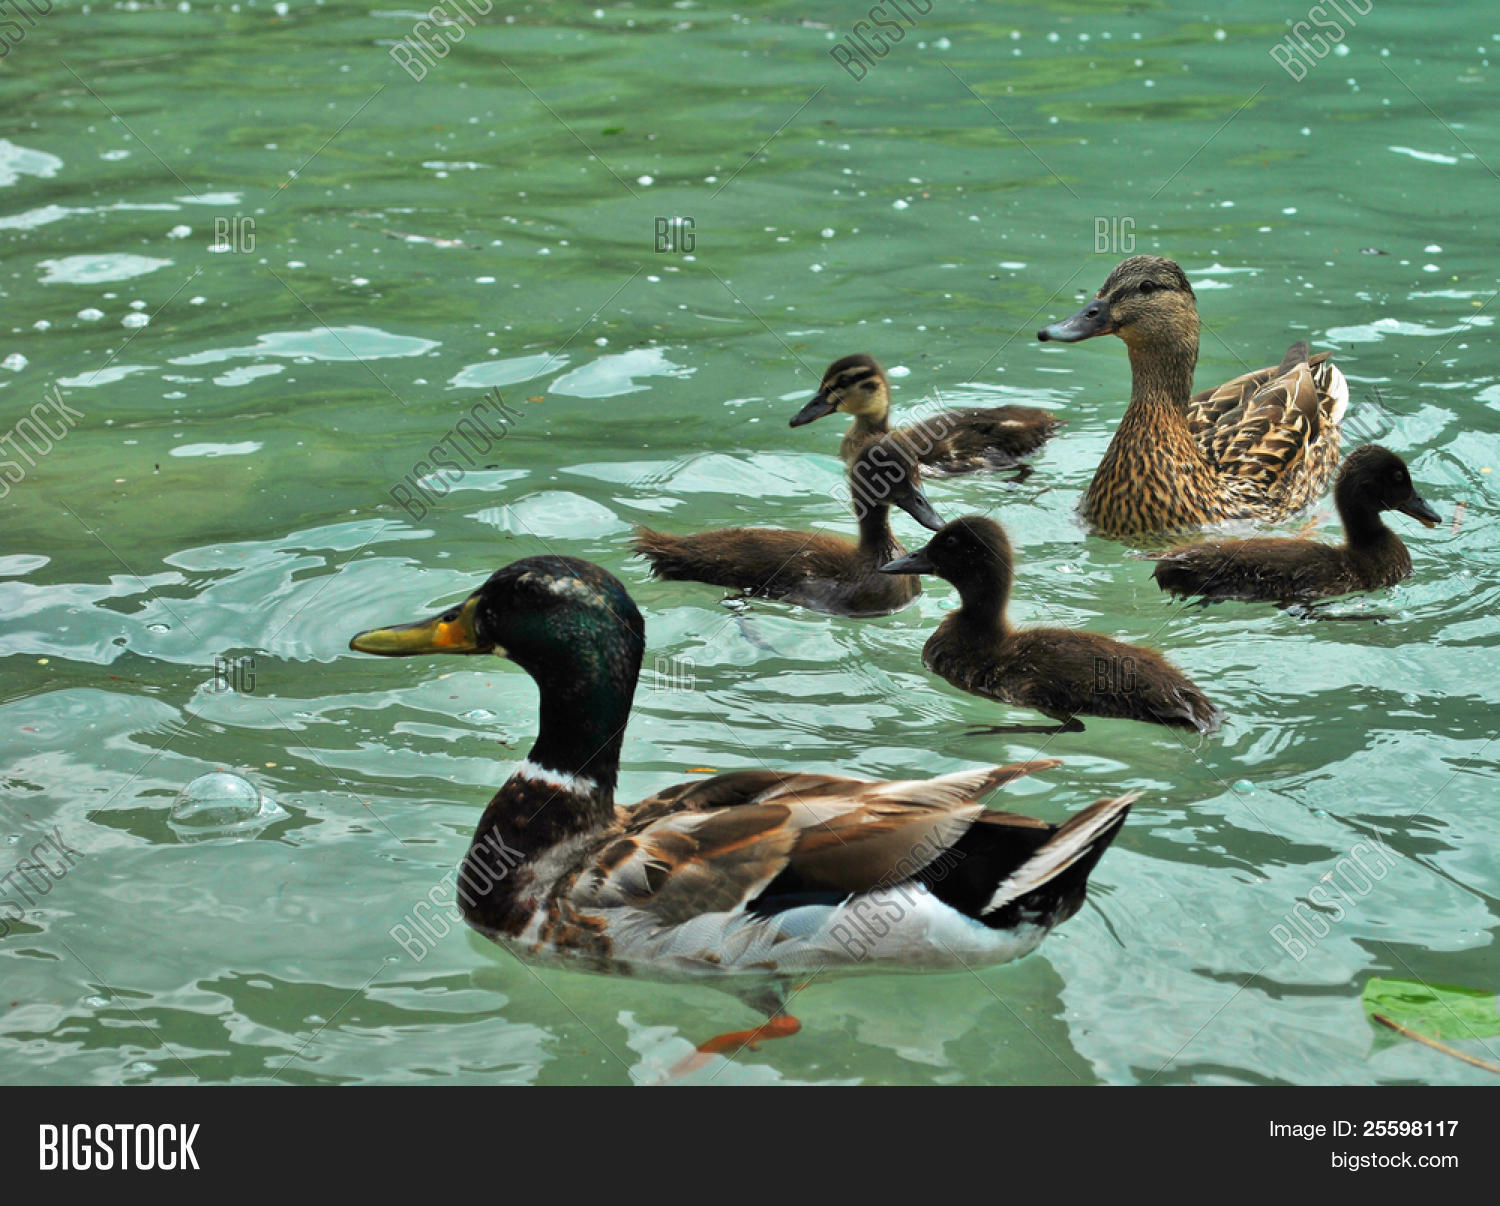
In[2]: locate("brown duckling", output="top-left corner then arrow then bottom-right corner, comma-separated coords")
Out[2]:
1150,445 -> 1441,607
881,515 -> 1223,734
1038,256 -> 1347,539
789,353 -> 1061,478
633,435 -> 945,616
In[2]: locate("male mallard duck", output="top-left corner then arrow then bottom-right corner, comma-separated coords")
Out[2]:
1150,445 -> 1440,606
632,435 -> 944,616
881,516 -> 1223,735
350,555 -> 1137,1066
1038,255 -> 1348,539
789,353 -> 1061,478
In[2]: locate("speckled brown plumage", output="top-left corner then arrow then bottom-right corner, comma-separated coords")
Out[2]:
1151,444 -> 1441,605
632,434 -> 943,616
1039,256 -> 1348,540
790,353 -> 1061,477
882,516 -> 1223,734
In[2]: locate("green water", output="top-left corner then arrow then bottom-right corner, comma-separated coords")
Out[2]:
2,0 -> 1497,1086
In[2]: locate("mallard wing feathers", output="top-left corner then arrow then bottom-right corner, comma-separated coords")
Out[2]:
576,761 -> 1060,925
1193,342 -> 1344,509
1185,345 -> 1334,434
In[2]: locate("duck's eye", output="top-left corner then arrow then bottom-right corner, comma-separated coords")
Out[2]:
442,609 -> 460,622
861,380 -> 877,391
1138,280 -> 1157,295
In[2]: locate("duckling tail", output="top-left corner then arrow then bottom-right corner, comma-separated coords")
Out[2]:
981,792 -> 1139,927
1177,687 -> 1225,736
631,526 -> 693,579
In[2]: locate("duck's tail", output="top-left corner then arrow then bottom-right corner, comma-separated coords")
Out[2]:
631,526 -> 693,580
980,792 -> 1138,928
1321,361 -> 1349,427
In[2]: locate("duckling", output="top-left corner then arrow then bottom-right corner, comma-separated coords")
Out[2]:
632,435 -> 944,616
350,555 -> 1138,1066
789,353 -> 1061,478
881,515 -> 1223,735
1150,445 -> 1440,606
1038,255 -> 1348,539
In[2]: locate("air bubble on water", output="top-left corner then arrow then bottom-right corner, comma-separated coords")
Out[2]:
462,709 -> 496,722
126,1061 -> 157,1075
170,771 -> 288,840
2,353 -> 26,371
1232,780 -> 1253,794
78,308 -> 105,321
33,320 -> 50,331
122,313 -> 149,329
147,622 -> 170,633
85,995 -> 108,1008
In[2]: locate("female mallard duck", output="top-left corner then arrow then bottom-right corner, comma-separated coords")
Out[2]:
881,516 -> 1223,735
1038,255 -> 1348,539
632,435 -> 944,616
789,353 -> 1061,478
1151,445 -> 1440,606
350,555 -> 1137,1065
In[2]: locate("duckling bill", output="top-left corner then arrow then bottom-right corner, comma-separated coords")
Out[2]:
349,555 -> 1138,1064
882,516 -> 1223,735
633,434 -> 944,616
1151,444 -> 1440,606
790,353 -> 1060,478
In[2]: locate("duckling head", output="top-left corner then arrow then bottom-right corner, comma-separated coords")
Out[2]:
1336,444 -> 1441,529
791,353 -> 891,426
1038,255 -> 1198,351
847,433 -> 945,530
879,514 -> 1014,594
350,555 -> 646,692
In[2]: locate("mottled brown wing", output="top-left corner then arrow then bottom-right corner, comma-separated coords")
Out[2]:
574,803 -> 799,926
1186,348 -> 1333,435
581,762 -> 1058,924
1198,344 -> 1327,500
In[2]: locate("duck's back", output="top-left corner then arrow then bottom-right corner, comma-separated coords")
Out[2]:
1152,537 -> 1355,603
924,618 -> 1220,732
634,525 -> 919,616
841,407 -> 1059,476
1194,343 -> 1347,518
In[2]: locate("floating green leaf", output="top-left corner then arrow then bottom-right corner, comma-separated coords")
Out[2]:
1362,977 -> 1500,1041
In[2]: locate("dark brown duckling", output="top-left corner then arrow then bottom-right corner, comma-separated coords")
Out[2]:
633,435 -> 945,616
880,515 -> 1223,734
789,353 -> 1061,478
1150,444 -> 1441,606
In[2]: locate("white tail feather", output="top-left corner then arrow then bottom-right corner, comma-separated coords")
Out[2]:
1324,363 -> 1349,427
